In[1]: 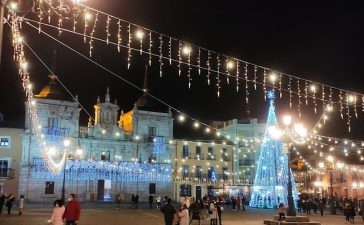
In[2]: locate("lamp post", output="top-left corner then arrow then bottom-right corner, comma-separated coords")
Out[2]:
61,138 -> 70,202
269,114 -> 307,216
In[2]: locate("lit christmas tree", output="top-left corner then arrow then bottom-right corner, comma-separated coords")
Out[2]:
249,91 -> 298,209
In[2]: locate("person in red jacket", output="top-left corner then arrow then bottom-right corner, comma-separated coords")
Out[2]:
63,193 -> 81,225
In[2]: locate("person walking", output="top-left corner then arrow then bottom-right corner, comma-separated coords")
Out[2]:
344,200 -> 350,223
319,199 -> 324,216
48,199 -> 65,225
0,194 -> 5,214
209,202 -> 218,225
116,194 -> 121,209
236,197 -> 241,211
18,195 -> 24,215
156,194 -> 162,209
278,203 -> 286,221
130,194 -> 135,209
216,200 -> 223,225
177,204 -> 189,225
135,195 -> 139,209
149,195 -> 154,209
161,198 -> 176,225
349,200 -> 355,223
197,199 -> 205,220
5,193 -> 15,215
190,201 -> 201,225
62,193 -> 81,225
241,195 -> 246,211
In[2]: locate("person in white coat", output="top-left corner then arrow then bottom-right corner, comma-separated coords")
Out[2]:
209,202 -> 218,225
177,204 -> 189,225
48,199 -> 65,225
18,195 -> 24,215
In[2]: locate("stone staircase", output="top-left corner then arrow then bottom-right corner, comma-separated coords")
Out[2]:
263,215 -> 321,225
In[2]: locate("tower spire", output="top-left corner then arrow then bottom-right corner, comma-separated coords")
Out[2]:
105,87 -> 110,103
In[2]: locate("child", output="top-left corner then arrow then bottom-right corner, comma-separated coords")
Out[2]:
279,203 -> 286,221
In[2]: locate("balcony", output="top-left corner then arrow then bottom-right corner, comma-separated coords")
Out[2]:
207,154 -> 217,160
222,156 -> 231,161
181,173 -> 226,180
239,159 -> 254,166
0,169 -> 15,179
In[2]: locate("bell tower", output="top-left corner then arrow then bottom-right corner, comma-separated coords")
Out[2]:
94,87 -> 120,129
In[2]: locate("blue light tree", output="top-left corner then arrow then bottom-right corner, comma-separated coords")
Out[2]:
249,91 -> 298,209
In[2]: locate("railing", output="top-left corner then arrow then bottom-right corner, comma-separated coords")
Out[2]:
0,169 -> 15,179
181,173 -> 225,179
207,154 -> 217,160
239,159 -> 254,166
222,156 -> 231,161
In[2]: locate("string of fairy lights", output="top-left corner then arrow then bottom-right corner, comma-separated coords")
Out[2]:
0,6 -> 324,178
6,0 -> 364,133
5,1 -> 364,177
7,10 -> 66,173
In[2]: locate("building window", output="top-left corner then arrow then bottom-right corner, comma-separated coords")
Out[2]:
48,118 -> 59,128
222,148 -> 229,161
0,160 -> 8,177
101,151 -> 110,161
45,181 -> 55,194
195,146 -> 201,156
195,166 -> 202,178
0,137 -> 10,148
208,167 -> 217,181
149,154 -> 157,163
182,145 -> 189,158
207,147 -> 214,160
179,184 -> 191,197
148,127 -> 157,136
182,165 -> 189,177
222,167 -> 228,180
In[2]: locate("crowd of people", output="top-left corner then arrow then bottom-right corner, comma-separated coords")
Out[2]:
161,196 -> 225,225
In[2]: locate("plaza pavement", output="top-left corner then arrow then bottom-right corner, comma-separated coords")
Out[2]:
0,203 -> 360,225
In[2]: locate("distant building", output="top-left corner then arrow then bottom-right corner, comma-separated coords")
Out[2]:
0,127 -> 23,196
19,75 -> 174,202
172,140 -> 236,200
215,119 -> 265,181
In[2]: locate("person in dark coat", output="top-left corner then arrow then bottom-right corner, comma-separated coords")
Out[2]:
161,198 -> 176,225
5,193 -> 15,215
189,201 -> 201,225
130,194 -> 135,209
149,195 -> 154,209
0,194 -> 6,214
349,201 -> 356,223
319,199 -> 324,216
216,200 -> 223,225
135,195 -> 139,209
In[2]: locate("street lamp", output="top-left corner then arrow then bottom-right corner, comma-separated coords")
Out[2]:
61,138 -> 70,202
268,114 -> 307,216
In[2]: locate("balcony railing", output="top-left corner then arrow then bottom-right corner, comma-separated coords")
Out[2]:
207,154 -> 217,160
0,169 -> 15,179
239,159 -> 254,166
222,156 -> 231,161
181,173 -> 226,179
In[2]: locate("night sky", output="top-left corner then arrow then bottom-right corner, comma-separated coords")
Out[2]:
0,0 -> 363,139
